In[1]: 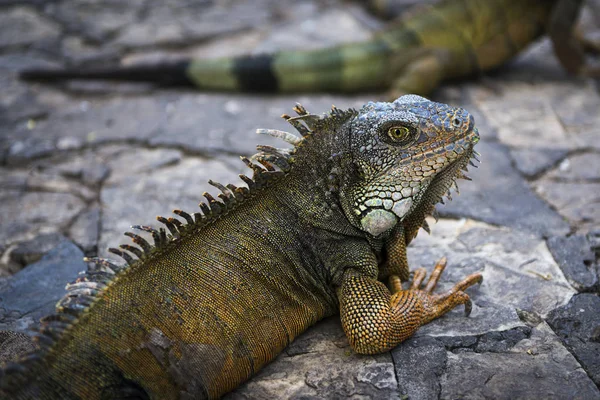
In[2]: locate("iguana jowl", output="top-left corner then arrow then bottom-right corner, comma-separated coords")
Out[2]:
0,95 -> 481,399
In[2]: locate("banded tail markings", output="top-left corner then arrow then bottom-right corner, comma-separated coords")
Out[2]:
186,57 -> 238,91
267,38 -> 396,92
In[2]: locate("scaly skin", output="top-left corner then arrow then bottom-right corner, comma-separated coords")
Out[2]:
19,0 -> 563,96
0,95 -> 481,399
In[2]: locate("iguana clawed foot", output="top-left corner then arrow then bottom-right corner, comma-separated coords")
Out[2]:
340,257 -> 482,354
390,257 -> 483,323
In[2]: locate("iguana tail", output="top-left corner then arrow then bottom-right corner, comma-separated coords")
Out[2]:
19,60 -> 193,87
20,40 -> 395,93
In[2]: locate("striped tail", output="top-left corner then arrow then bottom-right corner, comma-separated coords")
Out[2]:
20,38 -> 396,93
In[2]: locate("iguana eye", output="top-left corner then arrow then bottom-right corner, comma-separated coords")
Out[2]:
387,126 -> 410,142
452,118 -> 462,128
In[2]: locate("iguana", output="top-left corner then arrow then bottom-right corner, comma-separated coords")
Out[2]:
0,94 -> 482,399
18,0 -> 593,97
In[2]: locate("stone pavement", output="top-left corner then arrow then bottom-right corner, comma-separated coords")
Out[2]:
0,0 -> 599,398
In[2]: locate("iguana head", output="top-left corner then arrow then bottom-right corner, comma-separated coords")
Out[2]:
343,94 -> 480,237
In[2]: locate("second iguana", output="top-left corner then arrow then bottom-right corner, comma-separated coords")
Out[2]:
19,0 -> 587,96
1,95 -> 481,399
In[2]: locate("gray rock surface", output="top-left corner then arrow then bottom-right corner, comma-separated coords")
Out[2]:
0,7 -> 60,49
509,148 -> 568,178
547,235 -> 598,292
437,142 -> 570,238
440,323 -> 600,400
0,0 -> 599,397
547,294 -> 600,387
8,232 -> 68,272
0,240 -> 86,332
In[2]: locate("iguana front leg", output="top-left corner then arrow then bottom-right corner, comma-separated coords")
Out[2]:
549,0 -> 600,77
387,50 -> 448,99
378,225 -> 409,282
339,257 -> 482,354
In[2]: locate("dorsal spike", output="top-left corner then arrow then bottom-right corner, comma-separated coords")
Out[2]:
256,145 -> 291,158
257,154 -> 290,172
452,181 -> 460,194
257,159 -> 276,171
83,257 -> 123,273
225,184 -> 244,201
203,192 -> 217,203
421,219 -> 431,234
156,216 -> 178,236
239,174 -> 256,189
199,202 -> 211,216
282,114 -> 311,136
159,228 -> 167,244
173,209 -> 194,225
431,209 -> 439,222
124,232 -> 152,253
131,225 -> 161,247
108,248 -> 133,265
256,128 -> 301,145
293,103 -> 309,116
208,180 -> 231,196
193,212 -> 203,223
168,217 -> 183,230
119,244 -> 143,259
459,172 -> 472,181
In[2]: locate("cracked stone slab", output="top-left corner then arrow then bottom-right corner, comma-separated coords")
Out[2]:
545,152 -> 600,181
226,317 -> 399,399
437,142 -> 570,237
5,94 -> 372,164
547,293 -> 600,387
254,6 -> 373,54
469,66 -> 600,152
534,181 -> 600,234
440,322 -> 599,400
547,235 -> 598,292
0,7 -> 60,49
0,188 -> 86,253
7,232 -> 68,273
46,0 -> 146,43
509,148 -> 568,178
0,240 -> 85,332
68,205 -> 100,255
112,1 -> 273,49
392,335 -> 446,400
533,150 -> 600,233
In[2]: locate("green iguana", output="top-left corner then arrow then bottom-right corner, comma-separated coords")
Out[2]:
19,0 -> 593,97
0,94 -> 482,399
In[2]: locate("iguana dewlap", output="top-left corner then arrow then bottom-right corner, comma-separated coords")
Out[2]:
0,95 -> 481,399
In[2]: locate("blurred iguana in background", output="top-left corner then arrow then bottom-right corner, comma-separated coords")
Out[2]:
19,0 -> 598,97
